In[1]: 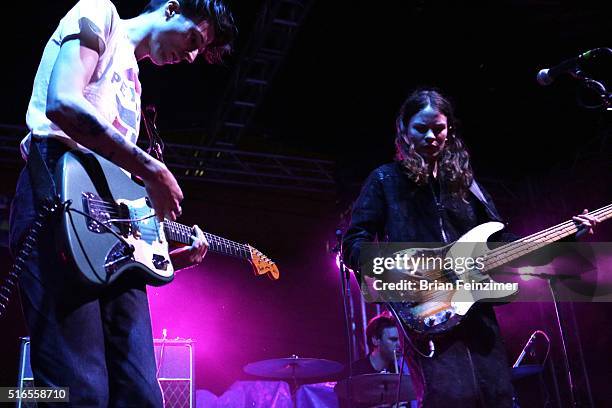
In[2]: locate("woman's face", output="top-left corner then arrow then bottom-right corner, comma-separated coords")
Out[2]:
404,105 -> 449,162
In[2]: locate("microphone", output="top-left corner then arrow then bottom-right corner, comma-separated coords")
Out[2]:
536,48 -> 609,86
328,229 -> 343,253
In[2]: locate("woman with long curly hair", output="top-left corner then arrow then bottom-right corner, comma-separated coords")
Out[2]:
343,88 -> 517,407
342,87 -> 598,406
395,88 -> 472,200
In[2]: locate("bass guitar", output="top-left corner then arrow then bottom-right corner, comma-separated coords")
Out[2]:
384,206 -> 611,335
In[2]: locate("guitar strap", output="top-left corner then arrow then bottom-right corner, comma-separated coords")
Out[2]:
27,137 -> 60,206
469,179 -> 502,222
0,137 -> 65,318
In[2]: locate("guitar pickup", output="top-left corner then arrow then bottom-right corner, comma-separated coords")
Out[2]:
117,202 -> 131,236
82,192 -> 110,233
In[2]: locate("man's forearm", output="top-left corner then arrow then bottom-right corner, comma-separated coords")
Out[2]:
46,94 -> 160,180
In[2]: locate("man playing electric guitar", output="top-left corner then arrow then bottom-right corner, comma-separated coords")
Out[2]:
9,1 -> 236,406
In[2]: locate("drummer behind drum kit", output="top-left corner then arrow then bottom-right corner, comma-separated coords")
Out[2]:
242,341 -> 547,407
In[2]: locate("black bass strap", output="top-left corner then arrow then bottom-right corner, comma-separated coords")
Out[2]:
469,179 -> 502,222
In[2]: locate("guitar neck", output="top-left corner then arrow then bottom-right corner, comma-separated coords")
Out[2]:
484,203 -> 612,271
164,221 -> 252,260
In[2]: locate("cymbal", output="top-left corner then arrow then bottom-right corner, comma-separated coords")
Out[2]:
243,356 -> 344,379
335,373 -> 415,404
511,364 -> 544,381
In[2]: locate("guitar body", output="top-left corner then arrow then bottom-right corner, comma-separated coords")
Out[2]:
388,221 -> 519,335
55,150 -> 174,287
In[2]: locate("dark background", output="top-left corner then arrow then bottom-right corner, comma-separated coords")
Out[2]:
0,0 -> 611,406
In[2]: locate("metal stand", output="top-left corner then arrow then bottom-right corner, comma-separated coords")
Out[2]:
521,272 -> 582,407
571,47 -> 611,111
332,229 -> 356,408
547,276 -> 578,407
575,74 -> 611,111
287,356 -> 299,395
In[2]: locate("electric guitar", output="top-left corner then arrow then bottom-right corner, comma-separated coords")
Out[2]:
384,206 -> 611,335
54,150 -> 279,287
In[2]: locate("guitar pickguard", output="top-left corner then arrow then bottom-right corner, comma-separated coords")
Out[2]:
390,301 -> 460,334
104,241 -> 134,276
116,197 -> 174,279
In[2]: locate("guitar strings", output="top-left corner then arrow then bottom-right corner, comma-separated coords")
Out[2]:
410,204 -> 612,280
484,204 -> 612,270
84,200 -> 272,262
419,205 -> 612,288
87,201 -> 249,248
378,209 -> 612,316
396,205 -> 612,283
106,214 -> 155,223
489,204 -> 612,256
162,220 -> 250,252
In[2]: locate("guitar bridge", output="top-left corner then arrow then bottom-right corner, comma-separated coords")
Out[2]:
82,193 -> 109,233
390,302 -> 457,334
82,193 -> 131,236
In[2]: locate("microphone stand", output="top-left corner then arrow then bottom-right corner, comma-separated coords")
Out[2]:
332,229 -> 356,408
575,74 -> 611,111
571,48 -> 611,111
521,272 -> 580,407
512,332 -> 534,408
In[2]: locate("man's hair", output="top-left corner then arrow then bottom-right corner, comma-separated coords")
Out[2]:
144,0 -> 237,64
395,87 -> 473,200
366,312 -> 397,351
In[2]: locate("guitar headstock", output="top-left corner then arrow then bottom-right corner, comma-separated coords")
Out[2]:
248,245 -> 280,280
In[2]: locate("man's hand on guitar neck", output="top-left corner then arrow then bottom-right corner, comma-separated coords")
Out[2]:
170,225 -> 210,270
573,209 -> 600,238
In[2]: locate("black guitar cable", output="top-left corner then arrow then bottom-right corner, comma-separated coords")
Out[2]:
0,197 -> 63,318
384,302 -> 436,358
63,205 -> 136,285
142,105 -> 165,163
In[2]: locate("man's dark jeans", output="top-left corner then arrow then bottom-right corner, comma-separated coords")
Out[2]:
9,139 -> 163,407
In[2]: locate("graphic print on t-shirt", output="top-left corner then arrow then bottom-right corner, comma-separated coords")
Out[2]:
110,67 -> 141,141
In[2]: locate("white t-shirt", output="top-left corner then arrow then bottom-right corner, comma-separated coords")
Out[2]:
22,0 -> 141,159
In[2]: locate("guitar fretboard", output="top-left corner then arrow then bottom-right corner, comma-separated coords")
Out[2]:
484,203 -> 612,271
164,220 -> 251,260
